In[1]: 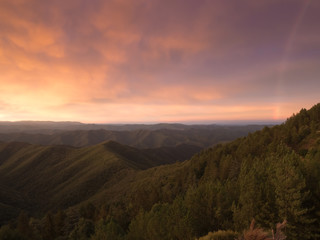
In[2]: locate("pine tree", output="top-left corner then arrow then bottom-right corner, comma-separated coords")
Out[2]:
91,218 -> 125,240
42,212 -> 56,240
272,147 -> 316,239
53,210 -> 66,237
233,157 -> 262,231
17,211 -> 34,239
185,182 -> 217,237
127,210 -> 149,240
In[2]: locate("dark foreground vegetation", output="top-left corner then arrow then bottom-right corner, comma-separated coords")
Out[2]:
1,103 -> 320,239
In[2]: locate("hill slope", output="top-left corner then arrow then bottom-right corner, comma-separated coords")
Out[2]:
118,103 -> 320,239
0,140 -> 200,225
1,104 -> 319,240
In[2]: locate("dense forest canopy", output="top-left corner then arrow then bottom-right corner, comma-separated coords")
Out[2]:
0,103 -> 320,239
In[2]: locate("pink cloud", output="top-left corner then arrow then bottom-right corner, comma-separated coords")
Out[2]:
0,0 -> 319,122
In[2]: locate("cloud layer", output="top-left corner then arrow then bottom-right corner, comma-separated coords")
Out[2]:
0,0 -> 319,123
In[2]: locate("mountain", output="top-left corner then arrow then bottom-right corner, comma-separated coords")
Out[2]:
118,103 -> 320,239
0,103 -> 319,239
0,140 -> 200,225
0,121 -> 84,134
0,121 -> 269,134
0,125 -> 266,148
0,124 -> 266,226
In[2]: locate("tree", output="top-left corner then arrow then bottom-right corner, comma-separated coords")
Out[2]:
41,212 -> 56,240
17,211 -> 34,239
127,210 -> 149,240
53,210 -> 66,237
0,225 -> 26,240
233,157 -> 263,231
69,218 -> 95,240
169,196 -> 193,240
80,202 -> 96,220
90,218 -> 125,240
272,147 -> 316,239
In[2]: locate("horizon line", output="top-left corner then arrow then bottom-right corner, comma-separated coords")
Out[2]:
0,119 -> 286,125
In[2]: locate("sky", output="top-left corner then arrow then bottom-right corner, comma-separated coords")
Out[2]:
0,0 -> 319,123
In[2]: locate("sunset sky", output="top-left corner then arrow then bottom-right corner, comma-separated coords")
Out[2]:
0,0 -> 319,123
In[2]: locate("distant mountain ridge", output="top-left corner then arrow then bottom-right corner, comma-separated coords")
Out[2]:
0,125 -> 266,148
0,121 -> 269,133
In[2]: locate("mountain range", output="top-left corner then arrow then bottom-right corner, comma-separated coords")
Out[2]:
0,104 -> 319,239
0,123 -> 264,225
0,124 -> 265,148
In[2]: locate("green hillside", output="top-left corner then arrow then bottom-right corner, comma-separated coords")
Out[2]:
0,103 -> 320,240
0,142 -> 127,217
119,103 -> 320,240
0,141 -> 200,225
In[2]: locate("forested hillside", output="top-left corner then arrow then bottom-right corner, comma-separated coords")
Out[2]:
0,104 -> 320,240
0,141 -> 202,225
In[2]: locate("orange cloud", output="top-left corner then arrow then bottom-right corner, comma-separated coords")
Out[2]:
0,0 -> 319,123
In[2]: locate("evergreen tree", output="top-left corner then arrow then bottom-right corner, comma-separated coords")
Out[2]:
272,147 -> 316,239
166,196 -> 193,240
53,210 -> 66,238
69,218 -> 95,240
17,211 -> 34,239
185,182 -> 217,237
41,212 -> 56,240
127,210 -> 149,240
0,225 -> 26,240
90,218 -> 125,240
233,157 -> 260,231
80,202 -> 96,220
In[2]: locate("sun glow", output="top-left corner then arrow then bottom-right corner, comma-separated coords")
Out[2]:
0,0 -> 319,123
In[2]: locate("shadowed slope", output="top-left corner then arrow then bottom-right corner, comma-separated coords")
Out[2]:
0,140 -> 200,224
